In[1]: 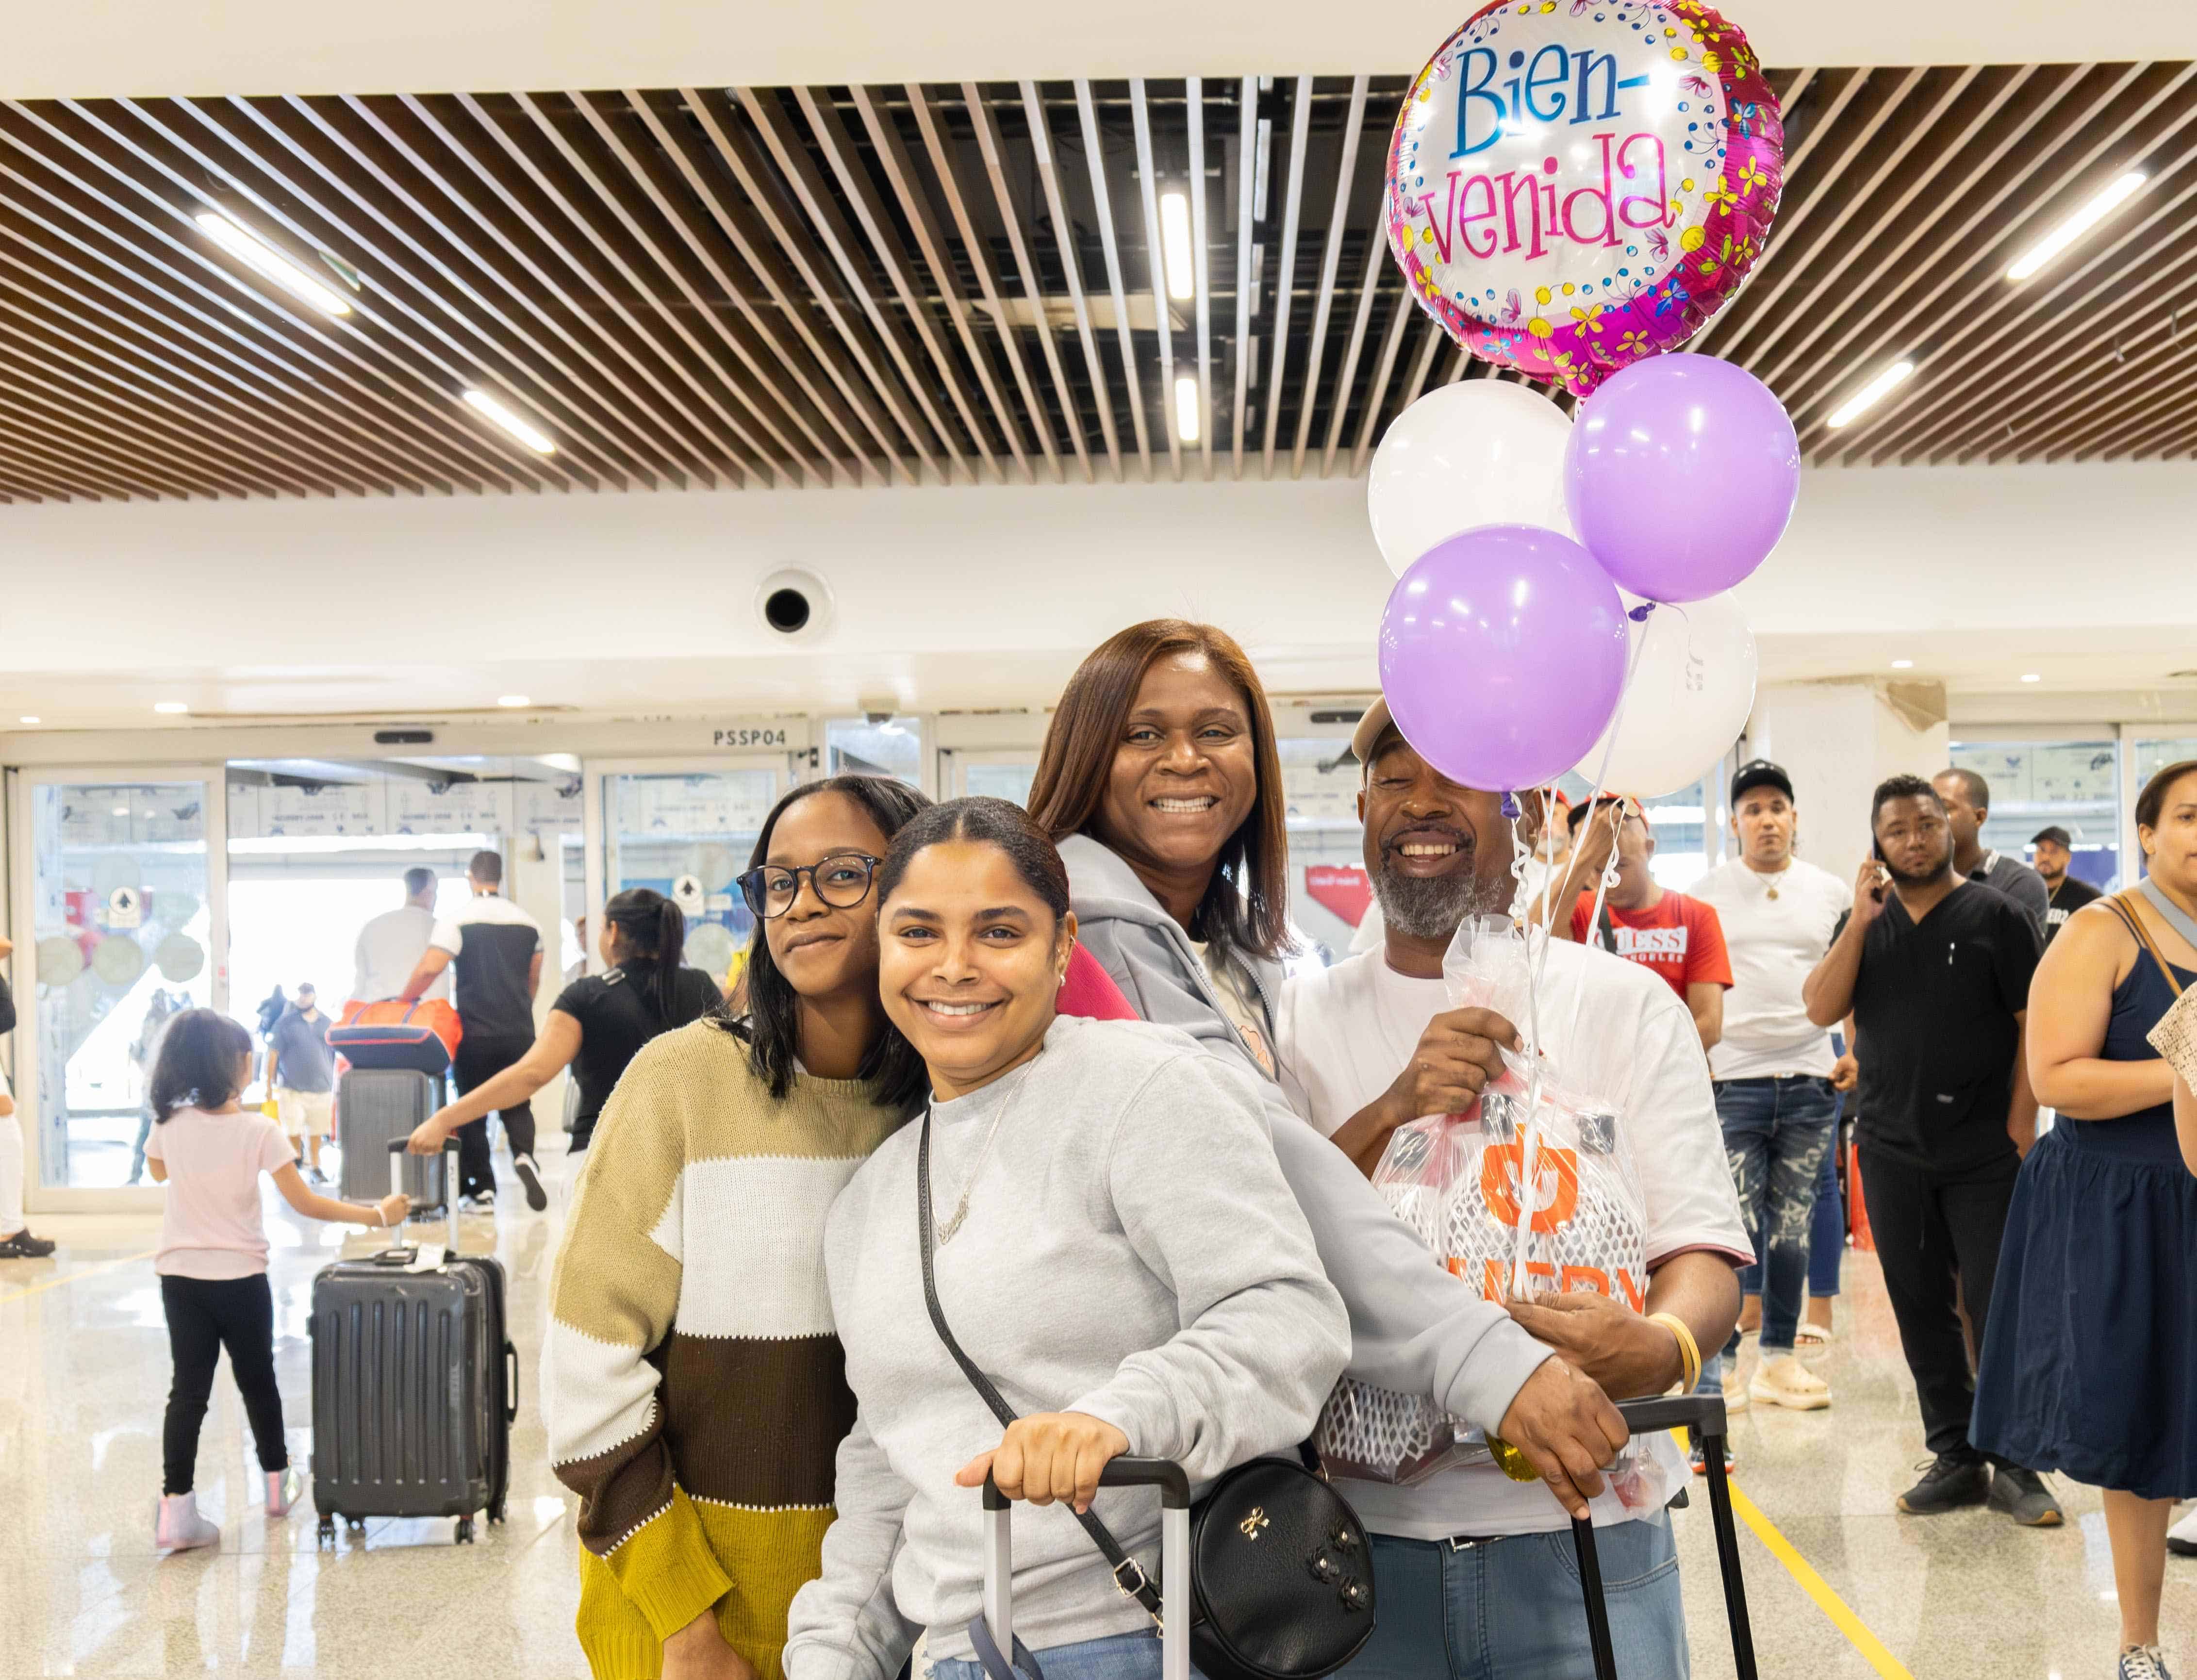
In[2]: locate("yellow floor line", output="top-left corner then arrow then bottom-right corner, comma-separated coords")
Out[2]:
1725,1479 -> 1916,1678
0,1248 -> 157,1306
1670,1428 -> 1913,1678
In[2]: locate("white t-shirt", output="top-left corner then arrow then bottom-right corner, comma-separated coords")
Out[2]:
352,904 -> 449,1005
1274,939 -> 1750,1539
144,1106 -> 296,1280
1688,858 -> 1849,1080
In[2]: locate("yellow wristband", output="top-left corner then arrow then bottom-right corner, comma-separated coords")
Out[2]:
1648,1312 -> 1701,1393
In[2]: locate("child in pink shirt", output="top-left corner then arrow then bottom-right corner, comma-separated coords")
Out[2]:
145,1009 -> 408,1552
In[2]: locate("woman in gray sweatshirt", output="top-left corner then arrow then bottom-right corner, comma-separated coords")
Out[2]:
783,798 -> 1350,1680
1023,622 -> 1621,1507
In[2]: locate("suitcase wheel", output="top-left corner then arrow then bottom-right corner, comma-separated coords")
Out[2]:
455,1517 -> 476,1545
316,1515 -> 336,1548
345,1516 -> 367,1533
488,1498 -> 507,1526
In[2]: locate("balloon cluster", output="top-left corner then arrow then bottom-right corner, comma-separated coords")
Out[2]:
1372,353 -> 1796,796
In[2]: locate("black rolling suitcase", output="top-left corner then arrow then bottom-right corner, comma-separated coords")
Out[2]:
309,1139 -> 516,1547
334,1067 -> 451,1211
1573,1395 -> 1757,1679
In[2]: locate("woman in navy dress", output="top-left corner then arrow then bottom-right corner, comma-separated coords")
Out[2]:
1974,760 -> 2197,1680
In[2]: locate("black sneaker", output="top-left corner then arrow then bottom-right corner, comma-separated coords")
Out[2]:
1987,1464 -> 2064,1527
511,1153 -> 547,1212
0,1228 -> 57,1258
1897,1453 -> 1992,1515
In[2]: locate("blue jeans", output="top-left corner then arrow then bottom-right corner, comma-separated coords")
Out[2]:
929,1629 -> 1191,1680
1339,1520 -> 1685,1680
1807,1119 -> 1844,1299
1714,1076 -> 1838,1355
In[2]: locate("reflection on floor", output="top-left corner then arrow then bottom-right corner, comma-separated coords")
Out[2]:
3,1134 -> 2192,1678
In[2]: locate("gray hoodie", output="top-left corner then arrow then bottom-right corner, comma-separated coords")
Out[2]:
1057,834 -> 1553,1436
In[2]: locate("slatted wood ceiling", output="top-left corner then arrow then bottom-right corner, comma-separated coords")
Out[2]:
0,66 -> 2190,501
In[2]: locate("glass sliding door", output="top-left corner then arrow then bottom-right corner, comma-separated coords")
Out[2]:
587,759 -> 790,998
13,769 -> 226,1202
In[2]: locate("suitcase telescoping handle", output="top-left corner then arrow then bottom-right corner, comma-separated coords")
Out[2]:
387,1137 -> 462,1251
980,1456 -> 1190,1680
1572,1394 -> 1756,1680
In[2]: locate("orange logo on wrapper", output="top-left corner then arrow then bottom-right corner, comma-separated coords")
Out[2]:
1448,1141 -> 1644,1308
1479,1140 -> 1579,1233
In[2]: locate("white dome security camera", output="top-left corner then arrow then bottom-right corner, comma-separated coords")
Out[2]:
754,567 -> 835,644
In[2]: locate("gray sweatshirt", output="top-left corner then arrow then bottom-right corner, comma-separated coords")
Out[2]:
782,1017 -> 1349,1680
1057,834 -> 1553,1434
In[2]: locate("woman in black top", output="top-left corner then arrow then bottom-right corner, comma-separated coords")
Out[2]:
408,888 -> 720,1160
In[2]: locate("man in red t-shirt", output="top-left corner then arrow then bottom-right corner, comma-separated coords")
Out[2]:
1563,797 -> 1733,1054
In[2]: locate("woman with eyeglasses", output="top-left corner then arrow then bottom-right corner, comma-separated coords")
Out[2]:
783,797 -> 1349,1680
543,775 -> 932,1680
408,887 -> 720,1162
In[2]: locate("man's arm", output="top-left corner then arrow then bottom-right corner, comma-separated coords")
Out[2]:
1507,1251 -> 1742,1400
398,945 -> 454,1003
1684,982 -> 1724,1054
1326,1005 -> 1522,1176
528,950 -> 544,1001
2007,1010 -> 2040,1157
1808,860 -> 1892,1026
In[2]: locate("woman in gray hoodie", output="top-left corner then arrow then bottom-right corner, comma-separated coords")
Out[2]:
782,797 -> 1350,1680
1024,621 -> 1626,1517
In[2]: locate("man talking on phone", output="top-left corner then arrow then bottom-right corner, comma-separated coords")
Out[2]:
1802,774 -> 2059,1526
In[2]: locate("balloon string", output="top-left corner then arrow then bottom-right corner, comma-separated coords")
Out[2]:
1562,605 -> 1658,1052
1509,604 -> 1655,1298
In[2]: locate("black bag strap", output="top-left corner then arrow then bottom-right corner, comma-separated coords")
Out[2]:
1596,902 -> 1619,956
916,1106 -> 1165,1624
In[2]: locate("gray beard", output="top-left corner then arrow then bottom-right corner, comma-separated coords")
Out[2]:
1373,863 -> 1511,940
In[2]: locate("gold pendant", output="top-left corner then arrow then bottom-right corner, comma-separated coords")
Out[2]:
1767,887 -> 1780,900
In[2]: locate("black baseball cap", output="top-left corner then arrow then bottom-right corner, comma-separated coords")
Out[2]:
2030,825 -> 2073,849
1730,759 -> 1794,805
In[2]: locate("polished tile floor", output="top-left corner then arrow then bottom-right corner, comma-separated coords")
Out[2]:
3,1134 -> 2191,1679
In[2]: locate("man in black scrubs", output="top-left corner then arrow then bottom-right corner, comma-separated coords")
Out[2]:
2030,824 -> 2103,945
1803,775 -> 2059,1525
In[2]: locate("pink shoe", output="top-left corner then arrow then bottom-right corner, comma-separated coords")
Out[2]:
155,1492 -> 220,1551
265,1467 -> 303,1518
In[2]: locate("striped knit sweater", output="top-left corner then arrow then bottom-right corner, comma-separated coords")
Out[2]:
545,1018 -> 912,1680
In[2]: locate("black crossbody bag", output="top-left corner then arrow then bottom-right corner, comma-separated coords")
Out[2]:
917,1107 -> 1376,1680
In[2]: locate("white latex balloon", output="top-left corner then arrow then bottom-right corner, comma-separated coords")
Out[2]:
1573,593 -> 1758,799
1367,380 -> 1573,576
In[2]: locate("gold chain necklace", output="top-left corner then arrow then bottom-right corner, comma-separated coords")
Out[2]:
929,1062 -> 1033,1245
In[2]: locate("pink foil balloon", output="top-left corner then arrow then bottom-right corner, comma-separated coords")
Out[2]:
1384,0 -> 1784,396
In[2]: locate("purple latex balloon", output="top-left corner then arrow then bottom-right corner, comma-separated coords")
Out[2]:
1377,525 -> 1628,793
1564,354 -> 1801,604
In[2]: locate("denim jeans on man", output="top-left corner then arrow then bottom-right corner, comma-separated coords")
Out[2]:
1715,1075 -> 1839,1357
1338,1519 -> 1685,1680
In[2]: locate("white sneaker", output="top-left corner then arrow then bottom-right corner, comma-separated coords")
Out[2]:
155,1492 -> 220,1551
265,1467 -> 303,1518
2118,1645 -> 2173,1680
1749,1353 -> 1833,1411
2169,1505 -> 2197,1557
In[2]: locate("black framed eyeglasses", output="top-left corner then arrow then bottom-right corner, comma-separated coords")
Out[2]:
737,853 -> 883,920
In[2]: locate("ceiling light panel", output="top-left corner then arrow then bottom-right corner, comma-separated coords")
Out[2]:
2006,173 -> 2146,282
462,390 -> 557,455
195,213 -> 353,316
